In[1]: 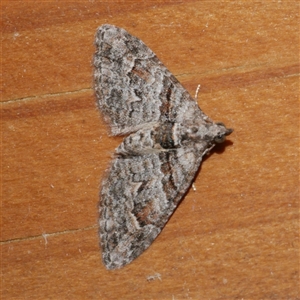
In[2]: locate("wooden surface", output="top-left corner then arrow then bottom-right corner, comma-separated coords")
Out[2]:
1,1 -> 299,299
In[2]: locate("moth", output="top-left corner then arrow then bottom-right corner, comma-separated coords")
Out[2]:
94,24 -> 233,270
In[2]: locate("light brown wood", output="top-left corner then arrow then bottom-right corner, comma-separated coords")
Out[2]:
1,1 -> 299,299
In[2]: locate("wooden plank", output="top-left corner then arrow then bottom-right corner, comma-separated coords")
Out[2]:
2,1 -> 299,299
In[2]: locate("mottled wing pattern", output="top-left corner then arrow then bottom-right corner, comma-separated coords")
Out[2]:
94,24 -> 210,135
94,24 -> 233,270
99,147 -> 203,270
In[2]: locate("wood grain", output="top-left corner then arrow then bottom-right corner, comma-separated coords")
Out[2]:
1,1 -> 299,299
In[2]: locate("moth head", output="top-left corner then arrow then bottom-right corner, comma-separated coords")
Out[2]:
213,122 -> 233,144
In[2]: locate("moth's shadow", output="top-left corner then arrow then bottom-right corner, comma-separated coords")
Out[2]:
200,139 -> 233,164
212,139 -> 233,155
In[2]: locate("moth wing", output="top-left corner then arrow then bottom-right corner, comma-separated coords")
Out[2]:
99,148 -> 204,269
94,24 -> 209,135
